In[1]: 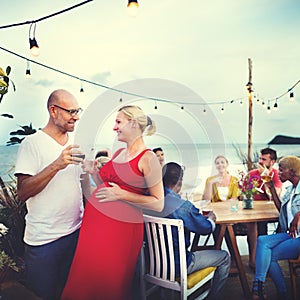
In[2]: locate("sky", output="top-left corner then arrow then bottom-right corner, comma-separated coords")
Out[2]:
0,0 -> 300,147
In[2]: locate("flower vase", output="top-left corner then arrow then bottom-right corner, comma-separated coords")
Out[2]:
243,197 -> 253,209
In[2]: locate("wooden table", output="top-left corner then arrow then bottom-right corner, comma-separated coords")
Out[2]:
191,201 -> 279,299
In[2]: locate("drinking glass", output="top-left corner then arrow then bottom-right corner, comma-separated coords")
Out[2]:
197,200 -> 212,217
82,146 -> 95,174
255,168 -> 272,193
230,198 -> 239,212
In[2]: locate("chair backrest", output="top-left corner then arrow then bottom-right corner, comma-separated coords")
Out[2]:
143,214 -> 188,292
142,214 -> 215,300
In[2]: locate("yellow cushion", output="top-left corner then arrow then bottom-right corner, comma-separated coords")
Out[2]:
187,266 -> 216,289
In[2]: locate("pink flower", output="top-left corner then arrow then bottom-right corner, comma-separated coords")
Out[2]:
238,170 -> 260,199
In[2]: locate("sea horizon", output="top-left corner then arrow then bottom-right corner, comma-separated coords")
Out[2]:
1,143 -> 299,194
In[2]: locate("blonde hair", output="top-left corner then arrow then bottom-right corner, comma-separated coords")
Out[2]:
278,156 -> 300,176
214,155 -> 229,165
118,105 -> 156,136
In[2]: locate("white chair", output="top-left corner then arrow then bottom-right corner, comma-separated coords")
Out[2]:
141,214 -> 216,300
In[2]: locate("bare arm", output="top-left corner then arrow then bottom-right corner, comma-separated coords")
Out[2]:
17,144 -> 82,202
95,151 -> 164,212
202,177 -> 218,200
289,211 -> 300,238
266,180 -> 281,212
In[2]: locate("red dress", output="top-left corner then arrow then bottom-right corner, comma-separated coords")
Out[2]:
62,149 -> 150,300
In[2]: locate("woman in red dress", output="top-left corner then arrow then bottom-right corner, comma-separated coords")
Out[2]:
62,105 -> 164,300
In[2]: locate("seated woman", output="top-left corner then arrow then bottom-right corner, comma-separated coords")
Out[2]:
202,155 -> 239,202
252,156 -> 300,300
202,155 -> 257,269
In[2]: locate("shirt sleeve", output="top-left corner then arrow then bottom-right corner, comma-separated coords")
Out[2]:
172,202 -> 214,235
228,176 -> 239,199
14,138 -> 40,176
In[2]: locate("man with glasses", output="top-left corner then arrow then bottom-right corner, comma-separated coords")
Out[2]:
15,89 -> 85,300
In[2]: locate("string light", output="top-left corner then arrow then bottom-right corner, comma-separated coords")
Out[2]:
25,60 -> 31,78
127,0 -> 139,17
154,101 -> 158,110
80,81 -> 84,92
0,46 -> 298,113
267,101 -> 271,113
221,104 -> 225,113
0,1 -> 93,30
203,106 -> 206,113
273,100 -> 278,111
29,22 -> 40,56
289,91 -> 295,101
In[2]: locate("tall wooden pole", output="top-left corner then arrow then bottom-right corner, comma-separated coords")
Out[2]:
246,58 -> 253,171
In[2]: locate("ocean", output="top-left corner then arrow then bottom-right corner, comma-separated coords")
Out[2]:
1,143 -> 299,195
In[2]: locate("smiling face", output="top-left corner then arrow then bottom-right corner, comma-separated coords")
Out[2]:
113,111 -> 133,142
215,156 -> 228,174
50,90 -> 80,133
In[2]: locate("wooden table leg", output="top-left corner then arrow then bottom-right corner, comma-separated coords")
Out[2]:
215,224 -> 226,249
226,225 -> 251,299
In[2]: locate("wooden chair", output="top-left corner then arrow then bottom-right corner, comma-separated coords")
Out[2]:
289,251 -> 300,300
141,214 -> 216,300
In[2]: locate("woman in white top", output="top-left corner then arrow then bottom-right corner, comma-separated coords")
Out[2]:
202,155 -> 239,202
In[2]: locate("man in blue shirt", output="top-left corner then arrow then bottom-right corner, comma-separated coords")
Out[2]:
150,162 -> 230,300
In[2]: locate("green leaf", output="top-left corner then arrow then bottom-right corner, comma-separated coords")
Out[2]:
6,66 -> 11,76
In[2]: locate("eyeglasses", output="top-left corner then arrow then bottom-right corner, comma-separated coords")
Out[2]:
52,104 -> 83,117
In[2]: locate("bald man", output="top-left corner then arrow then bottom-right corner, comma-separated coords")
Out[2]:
15,89 -> 86,300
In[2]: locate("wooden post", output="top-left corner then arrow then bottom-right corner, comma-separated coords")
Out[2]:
246,58 -> 253,171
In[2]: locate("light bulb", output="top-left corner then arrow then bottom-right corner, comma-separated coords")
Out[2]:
128,0 -> 139,17
25,68 -> 31,78
29,38 -> 40,56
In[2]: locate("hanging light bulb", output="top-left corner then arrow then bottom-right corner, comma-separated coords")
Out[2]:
180,105 -> 184,111
273,100 -> 278,111
221,104 -> 224,113
289,91 -> 295,101
80,81 -> 84,93
154,101 -> 158,110
261,101 -> 265,106
267,101 -> 271,114
119,97 -> 123,102
239,100 -> 243,106
29,23 -> 40,56
127,0 -> 139,17
25,60 -> 31,78
203,106 -> 206,113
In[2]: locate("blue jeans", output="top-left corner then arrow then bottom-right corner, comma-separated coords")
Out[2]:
255,232 -> 300,294
187,250 -> 230,299
24,229 -> 79,300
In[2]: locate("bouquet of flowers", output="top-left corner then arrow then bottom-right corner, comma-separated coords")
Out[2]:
237,170 -> 260,199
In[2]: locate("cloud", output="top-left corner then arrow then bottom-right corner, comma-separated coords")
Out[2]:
91,72 -> 111,85
34,79 -> 54,87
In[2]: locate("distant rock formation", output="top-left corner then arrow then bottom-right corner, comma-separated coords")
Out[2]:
268,135 -> 300,145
